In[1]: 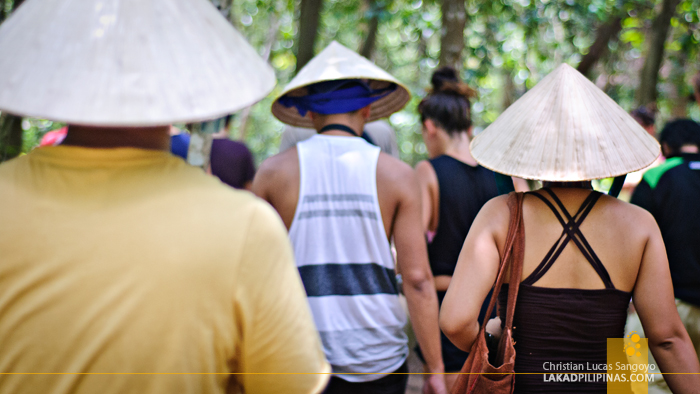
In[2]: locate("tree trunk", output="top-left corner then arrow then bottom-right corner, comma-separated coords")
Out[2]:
0,113 -> 23,162
295,0 -> 323,72
502,68 -> 516,110
636,0 -> 680,106
439,0 -> 466,69
577,16 -> 622,77
670,53 -> 688,118
359,0 -> 381,59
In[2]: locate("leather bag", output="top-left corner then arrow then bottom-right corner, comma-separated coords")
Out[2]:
451,192 -> 525,394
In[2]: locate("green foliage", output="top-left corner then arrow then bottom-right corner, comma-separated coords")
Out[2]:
13,0 -> 700,167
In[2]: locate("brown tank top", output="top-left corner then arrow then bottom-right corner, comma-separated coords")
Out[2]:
498,189 -> 632,393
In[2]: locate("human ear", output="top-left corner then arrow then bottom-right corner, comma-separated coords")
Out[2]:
360,105 -> 371,120
424,119 -> 438,136
661,142 -> 671,157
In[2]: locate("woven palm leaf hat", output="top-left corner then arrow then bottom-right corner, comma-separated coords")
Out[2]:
272,41 -> 410,128
0,0 -> 275,126
470,64 -> 660,181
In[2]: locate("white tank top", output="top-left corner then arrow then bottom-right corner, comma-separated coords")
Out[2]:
289,134 -> 408,381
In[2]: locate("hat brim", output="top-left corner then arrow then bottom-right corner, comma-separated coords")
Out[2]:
271,41 -> 410,127
272,79 -> 410,128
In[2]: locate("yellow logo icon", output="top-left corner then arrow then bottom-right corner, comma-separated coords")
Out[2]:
624,332 -> 643,358
607,333 -> 651,393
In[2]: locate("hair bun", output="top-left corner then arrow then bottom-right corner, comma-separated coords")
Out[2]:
431,66 -> 459,90
429,67 -> 476,99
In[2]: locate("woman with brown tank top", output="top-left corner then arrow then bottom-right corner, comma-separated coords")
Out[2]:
439,64 -> 700,393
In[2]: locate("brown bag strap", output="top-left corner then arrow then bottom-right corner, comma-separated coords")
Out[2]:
504,193 -> 525,330
478,192 -> 525,335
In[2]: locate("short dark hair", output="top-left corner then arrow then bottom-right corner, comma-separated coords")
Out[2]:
418,67 -> 476,135
631,106 -> 656,128
659,119 -> 700,157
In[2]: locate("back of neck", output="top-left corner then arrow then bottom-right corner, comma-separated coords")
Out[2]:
444,133 -> 477,166
62,125 -> 170,151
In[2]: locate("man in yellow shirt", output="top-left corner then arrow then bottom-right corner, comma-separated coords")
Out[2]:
0,1 -> 329,393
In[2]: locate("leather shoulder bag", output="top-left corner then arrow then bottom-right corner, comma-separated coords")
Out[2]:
451,192 -> 525,394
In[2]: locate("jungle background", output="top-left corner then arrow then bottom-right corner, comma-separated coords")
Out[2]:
1,0 -> 699,165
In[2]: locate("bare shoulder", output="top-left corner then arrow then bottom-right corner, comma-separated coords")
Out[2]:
256,148 -> 299,187
414,159 -> 433,174
377,152 -> 416,188
257,147 -> 298,178
482,193 -> 511,211
414,159 -> 437,183
597,194 -> 658,234
479,194 -> 511,227
467,194 -> 512,250
253,147 -> 299,199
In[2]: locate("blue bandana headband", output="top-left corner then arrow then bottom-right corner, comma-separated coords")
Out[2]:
278,80 -> 397,117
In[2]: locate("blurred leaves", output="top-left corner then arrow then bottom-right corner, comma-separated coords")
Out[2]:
10,0 -> 700,166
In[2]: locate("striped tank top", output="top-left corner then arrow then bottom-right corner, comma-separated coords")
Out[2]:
289,134 -> 408,382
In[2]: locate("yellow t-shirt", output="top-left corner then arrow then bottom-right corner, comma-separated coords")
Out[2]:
0,146 -> 329,394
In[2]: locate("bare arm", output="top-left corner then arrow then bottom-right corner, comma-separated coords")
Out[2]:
251,150 -> 299,229
251,161 -> 272,203
393,168 -> 446,392
415,160 -> 438,233
440,196 -> 509,351
633,211 -> 700,392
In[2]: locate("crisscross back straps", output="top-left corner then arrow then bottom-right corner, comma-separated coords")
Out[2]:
522,189 -> 616,289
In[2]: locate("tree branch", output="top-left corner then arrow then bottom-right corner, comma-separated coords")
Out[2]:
295,0 -> 324,72
577,16 -> 622,77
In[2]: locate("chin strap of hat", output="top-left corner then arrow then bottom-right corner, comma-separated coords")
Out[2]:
608,175 -> 627,198
495,173 -> 516,195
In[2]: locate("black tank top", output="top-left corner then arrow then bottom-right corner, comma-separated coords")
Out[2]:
427,155 -> 498,277
498,189 -> 632,393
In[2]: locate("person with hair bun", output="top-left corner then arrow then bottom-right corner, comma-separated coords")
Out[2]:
414,67 -> 526,389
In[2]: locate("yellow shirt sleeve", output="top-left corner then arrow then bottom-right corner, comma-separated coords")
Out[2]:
235,202 -> 330,394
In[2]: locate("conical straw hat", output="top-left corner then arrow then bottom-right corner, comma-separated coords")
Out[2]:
0,0 -> 276,126
272,41 -> 410,128
470,64 -> 660,181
